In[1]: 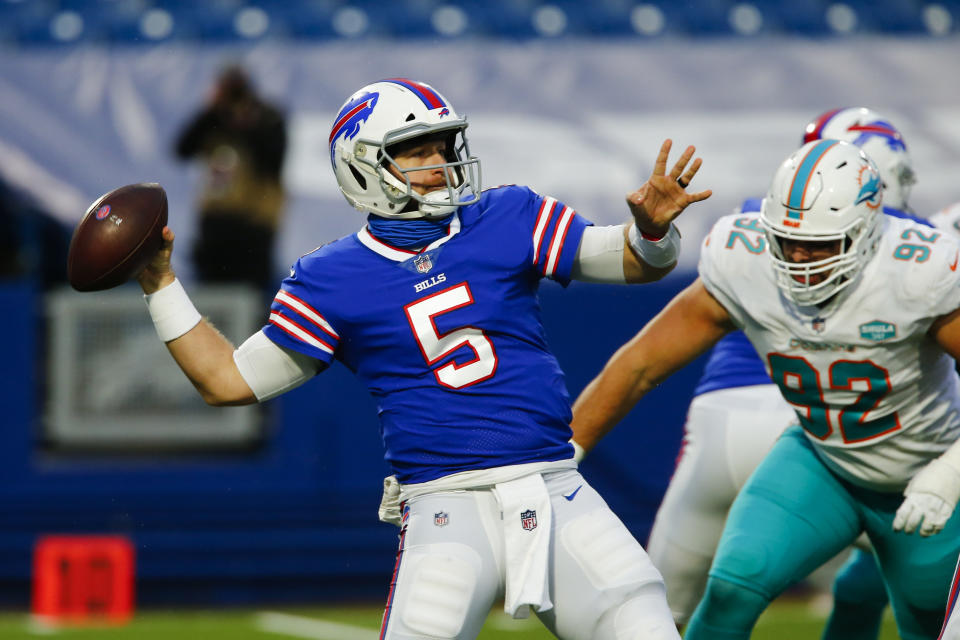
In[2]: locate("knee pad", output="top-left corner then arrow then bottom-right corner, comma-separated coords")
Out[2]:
595,582 -> 680,640
392,546 -> 479,639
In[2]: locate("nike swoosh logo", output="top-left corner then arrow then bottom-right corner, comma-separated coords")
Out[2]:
564,485 -> 583,501
951,251 -> 959,272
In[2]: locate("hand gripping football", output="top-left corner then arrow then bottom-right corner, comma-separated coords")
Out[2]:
67,183 -> 168,292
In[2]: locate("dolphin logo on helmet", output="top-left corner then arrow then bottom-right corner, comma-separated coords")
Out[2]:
856,170 -> 881,207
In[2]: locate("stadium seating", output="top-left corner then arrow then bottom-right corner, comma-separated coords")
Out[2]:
0,0 -> 956,46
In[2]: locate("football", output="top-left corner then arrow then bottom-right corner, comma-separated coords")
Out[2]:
67,183 -> 168,292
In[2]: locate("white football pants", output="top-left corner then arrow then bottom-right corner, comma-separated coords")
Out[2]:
379,468 -> 679,639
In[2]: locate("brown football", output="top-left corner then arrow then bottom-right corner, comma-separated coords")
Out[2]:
67,183 -> 168,292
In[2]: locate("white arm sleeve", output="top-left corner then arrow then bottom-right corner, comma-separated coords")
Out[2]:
571,224 -> 627,283
233,330 -> 323,402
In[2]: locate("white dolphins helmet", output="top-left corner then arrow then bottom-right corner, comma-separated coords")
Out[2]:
760,139 -> 884,306
802,107 -> 915,211
329,78 -> 481,219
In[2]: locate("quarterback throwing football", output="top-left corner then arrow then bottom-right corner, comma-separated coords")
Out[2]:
136,78 -> 711,639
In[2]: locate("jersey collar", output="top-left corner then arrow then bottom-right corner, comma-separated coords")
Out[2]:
357,213 -> 461,262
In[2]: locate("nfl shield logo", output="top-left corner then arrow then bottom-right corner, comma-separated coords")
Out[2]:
812,316 -> 826,333
414,253 -> 433,274
520,509 -> 537,531
434,511 -> 449,527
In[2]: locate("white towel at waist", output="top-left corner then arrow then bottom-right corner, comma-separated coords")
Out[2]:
493,472 -> 553,619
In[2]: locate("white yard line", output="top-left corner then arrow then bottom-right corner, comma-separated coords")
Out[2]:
25,615 -> 60,635
256,611 -> 381,640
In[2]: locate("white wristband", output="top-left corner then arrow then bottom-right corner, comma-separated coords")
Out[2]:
628,223 -> 681,268
143,278 -> 202,342
940,437 -> 960,473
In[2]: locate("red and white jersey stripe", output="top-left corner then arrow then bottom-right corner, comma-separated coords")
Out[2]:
531,196 -> 578,279
941,553 -> 960,640
274,290 -> 339,340
268,290 -> 339,357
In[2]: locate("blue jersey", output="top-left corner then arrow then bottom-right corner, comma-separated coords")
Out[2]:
262,185 -> 591,484
692,200 -> 932,398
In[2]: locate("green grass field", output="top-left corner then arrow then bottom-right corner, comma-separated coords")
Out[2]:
0,596 -> 901,639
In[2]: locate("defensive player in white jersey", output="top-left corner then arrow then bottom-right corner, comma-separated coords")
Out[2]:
133,78 -> 713,639
644,107 -> 921,636
571,139 -> 960,639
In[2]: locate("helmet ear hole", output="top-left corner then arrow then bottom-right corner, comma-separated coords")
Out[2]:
405,113 -> 416,122
349,164 -> 367,190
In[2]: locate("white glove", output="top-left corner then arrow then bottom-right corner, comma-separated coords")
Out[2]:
378,475 -> 403,527
893,457 -> 960,537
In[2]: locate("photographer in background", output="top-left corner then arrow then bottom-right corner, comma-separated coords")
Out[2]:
174,64 -> 287,294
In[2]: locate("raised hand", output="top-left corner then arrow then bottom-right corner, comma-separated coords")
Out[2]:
627,139 -> 712,238
137,226 -> 177,294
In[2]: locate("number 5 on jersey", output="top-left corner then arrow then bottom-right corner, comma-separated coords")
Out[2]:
405,282 -> 498,389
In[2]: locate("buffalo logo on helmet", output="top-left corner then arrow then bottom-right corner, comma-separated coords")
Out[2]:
520,509 -> 537,531
846,119 -> 907,152
328,91 -> 380,165
95,205 -> 111,220
438,107 -> 450,117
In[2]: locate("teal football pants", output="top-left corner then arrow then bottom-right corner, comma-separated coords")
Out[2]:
685,426 -> 960,640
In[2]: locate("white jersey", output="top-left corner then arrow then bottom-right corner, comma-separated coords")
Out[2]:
931,201 -> 960,237
699,213 -> 960,491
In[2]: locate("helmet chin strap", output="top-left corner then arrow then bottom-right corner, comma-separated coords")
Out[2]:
417,188 -> 460,218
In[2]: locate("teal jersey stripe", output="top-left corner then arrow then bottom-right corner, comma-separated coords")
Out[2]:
787,140 -> 839,218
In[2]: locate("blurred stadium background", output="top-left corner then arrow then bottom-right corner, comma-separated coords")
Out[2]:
0,0 -> 958,636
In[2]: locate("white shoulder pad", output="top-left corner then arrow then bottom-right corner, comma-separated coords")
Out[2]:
881,217 -> 960,319
698,213 -> 770,328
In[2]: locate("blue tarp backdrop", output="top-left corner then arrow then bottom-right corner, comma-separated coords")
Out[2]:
1,35 -> 959,605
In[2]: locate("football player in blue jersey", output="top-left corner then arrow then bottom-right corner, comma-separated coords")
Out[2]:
570,138 -> 960,640
640,107 -> 922,638
134,78 -> 711,640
